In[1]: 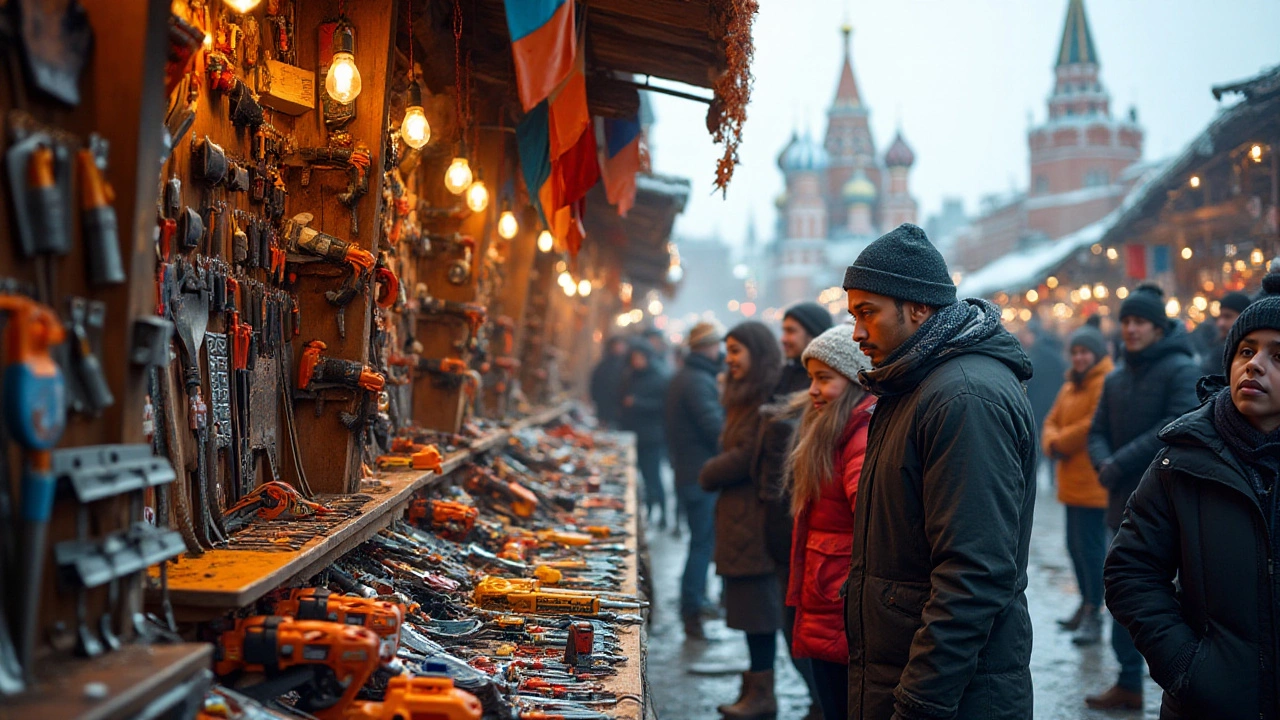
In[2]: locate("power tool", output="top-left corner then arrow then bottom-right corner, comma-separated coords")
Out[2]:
214,615 -> 379,720
272,588 -> 404,663
344,671 -> 483,720
406,498 -> 476,539
299,340 -> 385,392
222,481 -> 332,533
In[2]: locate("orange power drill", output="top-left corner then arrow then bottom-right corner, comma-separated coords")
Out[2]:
344,671 -> 482,720
406,498 -> 478,539
273,588 -> 405,664
214,615 -> 380,720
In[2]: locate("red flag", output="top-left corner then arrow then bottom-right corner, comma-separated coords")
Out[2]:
1125,244 -> 1147,280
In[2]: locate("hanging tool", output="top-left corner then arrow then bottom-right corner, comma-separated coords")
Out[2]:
170,262 -> 221,550
282,212 -> 374,270
0,295 -> 67,679
64,297 -> 114,414
324,270 -> 360,341
298,340 -> 385,392
76,147 -> 125,286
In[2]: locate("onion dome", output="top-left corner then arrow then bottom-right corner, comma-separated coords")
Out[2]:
884,132 -> 915,168
842,170 -> 877,204
777,130 -> 829,173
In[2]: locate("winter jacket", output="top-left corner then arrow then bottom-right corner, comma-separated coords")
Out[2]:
847,323 -> 1037,720
620,343 -> 670,447
788,393 -> 875,664
1105,398 -> 1280,720
1087,325 -> 1200,528
664,353 -> 724,487
1041,356 -> 1114,508
589,354 -> 626,427
751,395 -> 804,568
700,403 -> 774,578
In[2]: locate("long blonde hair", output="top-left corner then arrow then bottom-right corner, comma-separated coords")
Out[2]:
784,381 -> 867,516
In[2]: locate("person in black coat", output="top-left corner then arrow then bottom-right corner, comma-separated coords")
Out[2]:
621,338 -> 671,528
590,336 -> 628,428
777,302 -> 834,395
1196,291 -> 1251,377
1105,274 -> 1280,719
1085,283 -> 1200,710
664,322 -> 725,640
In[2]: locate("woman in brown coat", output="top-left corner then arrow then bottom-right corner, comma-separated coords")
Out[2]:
699,321 -> 782,719
1041,325 -> 1114,645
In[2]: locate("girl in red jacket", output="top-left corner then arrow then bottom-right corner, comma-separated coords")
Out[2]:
785,325 -> 874,720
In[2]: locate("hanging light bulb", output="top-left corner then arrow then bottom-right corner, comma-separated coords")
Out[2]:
497,204 -> 519,240
465,177 -> 489,212
325,23 -> 363,103
557,271 -> 574,289
445,156 -> 473,195
537,230 -> 554,253
577,279 -> 592,297
224,0 -> 262,13
563,281 -> 577,298
400,83 -> 430,149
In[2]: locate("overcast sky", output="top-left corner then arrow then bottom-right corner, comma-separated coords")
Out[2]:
647,0 -> 1280,250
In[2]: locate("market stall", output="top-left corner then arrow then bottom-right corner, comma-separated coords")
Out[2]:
0,0 -> 757,718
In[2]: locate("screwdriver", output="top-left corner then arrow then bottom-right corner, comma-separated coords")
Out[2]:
0,296 -> 66,679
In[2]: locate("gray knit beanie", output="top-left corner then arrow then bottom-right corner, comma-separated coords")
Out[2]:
1224,272 -> 1280,372
1068,326 -> 1108,361
801,325 -> 871,382
842,223 -> 956,307
1118,283 -> 1168,327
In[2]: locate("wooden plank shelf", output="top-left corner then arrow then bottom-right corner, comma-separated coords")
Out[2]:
0,643 -> 212,720
152,402 -> 576,619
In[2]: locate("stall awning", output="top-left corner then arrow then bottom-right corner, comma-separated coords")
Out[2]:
583,172 -> 690,290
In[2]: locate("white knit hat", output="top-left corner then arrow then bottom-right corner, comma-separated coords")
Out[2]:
801,325 -> 871,382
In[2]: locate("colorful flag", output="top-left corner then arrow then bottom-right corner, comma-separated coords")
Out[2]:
597,117 -> 641,217
1125,244 -> 1147,280
1151,245 -> 1171,274
504,0 -> 576,112
516,101 -> 552,221
547,24 -> 589,160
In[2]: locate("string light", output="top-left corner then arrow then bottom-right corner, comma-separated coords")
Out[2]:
325,22 -> 362,103
497,206 -> 518,239
577,280 -> 592,297
1189,175 -> 1201,188
563,281 -> 577,297
1251,145 -> 1263,162
401,84 -> 430,149
1106,247 -> 1119,260
1181,247 -> 1193,260
445,157 -> 473,195
1024,289 -> 1038,303
557,271 -> 573,288
537,231 -> 554,253
1046,276 -> 1059,289
465,177 -> 489,212
224,0 -> 262,13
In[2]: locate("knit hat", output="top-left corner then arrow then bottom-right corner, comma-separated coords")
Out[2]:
801,325 -> 872,382
842,223 -> 957,307
1068,326 -> 1108,361
783,302 -> 834,340
687,321 -> 724,349
1220,291 -> 1252,316
1118,283 -> 1168,327
1223,272 -> 1280,372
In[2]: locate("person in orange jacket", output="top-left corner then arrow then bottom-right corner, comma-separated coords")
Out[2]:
1041,324 -> 1114,645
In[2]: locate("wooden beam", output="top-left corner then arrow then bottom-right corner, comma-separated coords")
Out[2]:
586,75 -> 641,118
583,0 -> 713,30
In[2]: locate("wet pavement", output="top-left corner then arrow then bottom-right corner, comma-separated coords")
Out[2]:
645,470 -> 1163,719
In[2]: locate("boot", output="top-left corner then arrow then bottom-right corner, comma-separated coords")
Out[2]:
1084,684 -> 1143,710
1071,606 -> 1102,646
683,614 -> 706,642
720,670 -> 777,719
1057,602 -> 1085,631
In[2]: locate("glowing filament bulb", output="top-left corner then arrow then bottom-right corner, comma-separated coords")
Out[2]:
465,179 -> 489,212
578,280 -> 592,297
401,107 -> 430,149
224,0 -> 262,13
445,157 -> 473,195
498,210 -> 519,239
325,25 -> 362,103
537,231 -> 554,253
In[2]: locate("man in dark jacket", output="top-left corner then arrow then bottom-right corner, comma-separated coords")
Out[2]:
777,302 -> 834,395
664,321 -> 725,640
1085,283 -> 1200,710
1105,275 -> 1280,719
843,223 -> 1037,720
1197,291 -> 1251,376
621,339 -> 671,528
590,336 -> 628,428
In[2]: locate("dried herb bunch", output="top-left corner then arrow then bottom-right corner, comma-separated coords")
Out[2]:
710,0 -> 758,196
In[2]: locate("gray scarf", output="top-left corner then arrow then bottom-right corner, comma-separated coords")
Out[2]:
861,299 -> 1004,388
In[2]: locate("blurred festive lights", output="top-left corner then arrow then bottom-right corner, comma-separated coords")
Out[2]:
537,231 -> 554,253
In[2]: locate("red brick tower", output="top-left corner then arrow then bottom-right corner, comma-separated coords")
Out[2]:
881,131 -> 918,229
1026,0 -> 1143,240
824,23 -> 881,234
